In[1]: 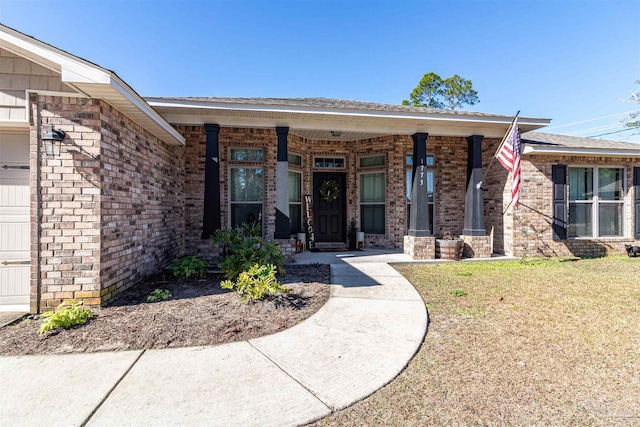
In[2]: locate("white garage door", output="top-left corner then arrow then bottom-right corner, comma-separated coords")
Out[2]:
0,133 -> 30,311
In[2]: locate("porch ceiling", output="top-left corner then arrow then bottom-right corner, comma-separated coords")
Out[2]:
147,98 -> 551,140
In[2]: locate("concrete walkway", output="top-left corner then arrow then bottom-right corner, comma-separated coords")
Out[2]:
0,249 -> 427,427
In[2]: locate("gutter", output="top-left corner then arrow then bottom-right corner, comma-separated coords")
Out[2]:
146,98 -> 551,129
523,145 -> 640,157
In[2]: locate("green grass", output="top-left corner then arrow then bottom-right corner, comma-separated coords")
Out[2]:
312,257 -> 640,426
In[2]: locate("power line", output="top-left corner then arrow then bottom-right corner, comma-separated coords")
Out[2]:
588,127 -> 638,138
544,111 -> 637,131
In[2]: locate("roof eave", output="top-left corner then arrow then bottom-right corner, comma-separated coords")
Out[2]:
0,24 -> 185,146
523,145 -> 640,157
146,98 -> 551,136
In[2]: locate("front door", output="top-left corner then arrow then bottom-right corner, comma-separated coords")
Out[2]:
313,172 -> 346,242
0,134 -> 30,311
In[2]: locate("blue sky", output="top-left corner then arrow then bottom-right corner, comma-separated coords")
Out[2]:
1,0 -> 639,141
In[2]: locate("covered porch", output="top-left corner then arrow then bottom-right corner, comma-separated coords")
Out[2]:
148,97 -> 549,260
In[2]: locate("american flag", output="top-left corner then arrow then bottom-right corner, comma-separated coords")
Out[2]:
496,117 -> 521,208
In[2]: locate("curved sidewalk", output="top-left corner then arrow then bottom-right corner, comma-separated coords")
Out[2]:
0,249 -> 427,427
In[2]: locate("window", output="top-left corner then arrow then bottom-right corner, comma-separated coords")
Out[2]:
229,148 -> 264,230
288,153 -> 302,166
314,157 -> 345,168
359,154 -> 386,168
568,167 -> 624,237
406,154 -> 435,233
288,171 -> 303,234
360,172 -> 385,234
230,148 -> 263,162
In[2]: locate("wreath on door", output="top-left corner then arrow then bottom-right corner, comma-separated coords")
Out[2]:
319,179 -> 340,202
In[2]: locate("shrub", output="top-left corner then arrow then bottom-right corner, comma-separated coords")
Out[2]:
211,225 -> 285,281
147,289 -> 172,302
221,263 -> 289,303
168,256 -> 207,279
40,301 -> 93,334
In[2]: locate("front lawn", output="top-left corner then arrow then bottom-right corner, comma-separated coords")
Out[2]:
313,257 -> 640,426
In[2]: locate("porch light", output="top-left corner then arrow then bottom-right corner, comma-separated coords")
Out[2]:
42,126 -> 66,156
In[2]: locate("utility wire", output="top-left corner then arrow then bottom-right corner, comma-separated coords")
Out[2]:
543,111 -> 636,131
589,127 -> 637,138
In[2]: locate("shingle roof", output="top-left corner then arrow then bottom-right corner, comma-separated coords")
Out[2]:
147,96 -> 523,119
522,131 -> 640,151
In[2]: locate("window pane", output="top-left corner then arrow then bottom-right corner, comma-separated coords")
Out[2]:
231,204 -> 262,229
360,155 -> 385,168
288,172 -> 301,202
406,155 -> 434,166
231,168 -> 263,201
598,168 -> 624,200
288,153 -> 302,166
598,203 -> 623,236
230,149 -> 264,162
360,173 -> 385,202
361,205 -> 385,234
569,167 -> 593,201
568,202 -> 593,237
314,157 -> 344,168
289,204 -> 302,234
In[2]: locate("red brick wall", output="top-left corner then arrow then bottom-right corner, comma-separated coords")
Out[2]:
514,154 -> 640,257
30,95 -> 102,311
30,95 -> 185,311
179,127 -> 476,253
98,101 -> 184,304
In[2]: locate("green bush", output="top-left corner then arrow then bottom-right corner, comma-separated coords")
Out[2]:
221,263 -> 289,302
211,224 -> 285,281
147,289 -> 172,302
40,301 -> 93,334
168,256 -> 207,279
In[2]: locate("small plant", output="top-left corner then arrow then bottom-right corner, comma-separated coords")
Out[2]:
221,263 -> 290,303
347,217 -> 357,250
211,226 -> 285,281
450,289 -> 467,297
39,301 -> 93,334
168,256 -> 207,279
147,289 -> 172,302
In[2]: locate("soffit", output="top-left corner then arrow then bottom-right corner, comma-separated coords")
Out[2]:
149,101 -> 550,140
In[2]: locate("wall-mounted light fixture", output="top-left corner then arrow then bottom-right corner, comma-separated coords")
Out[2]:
42,126 -> 66,156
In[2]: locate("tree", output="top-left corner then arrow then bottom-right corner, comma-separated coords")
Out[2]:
403,72 -> 444,109
403,72 -> 479,110
442,75 -> 479,110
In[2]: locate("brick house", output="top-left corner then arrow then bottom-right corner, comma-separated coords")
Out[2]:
0,24 -> 639,313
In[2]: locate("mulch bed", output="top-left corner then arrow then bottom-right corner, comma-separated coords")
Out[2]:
0,264 -> 331,356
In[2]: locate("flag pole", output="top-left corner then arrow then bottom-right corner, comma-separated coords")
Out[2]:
477,110 -> 520,190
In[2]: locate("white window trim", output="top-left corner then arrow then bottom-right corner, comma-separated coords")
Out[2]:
288,170 -> 303,235
358,153 -> 386,169
228,165 -> 264,230
288,152 -> 303,167
312,155 -> 346,169
228,147 -> 265,163
568,165 -> 627,239
358,170 -> 386,235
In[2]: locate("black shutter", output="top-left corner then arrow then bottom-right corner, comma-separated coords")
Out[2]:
635,167 -> 640,238
552,164 -> 567,239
